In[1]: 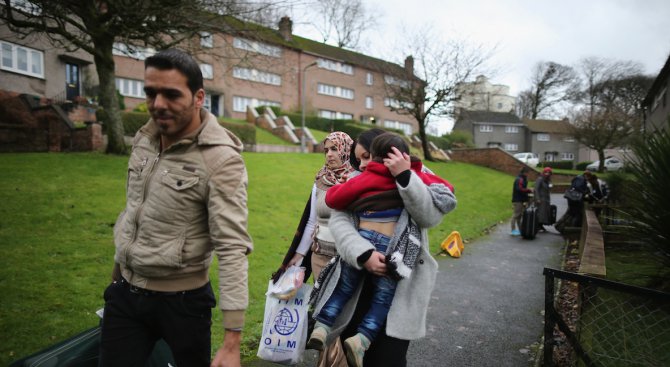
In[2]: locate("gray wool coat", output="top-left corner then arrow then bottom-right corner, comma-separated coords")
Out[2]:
316,172 -> 456,342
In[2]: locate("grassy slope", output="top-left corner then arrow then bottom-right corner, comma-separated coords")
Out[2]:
0,153 -> 512,364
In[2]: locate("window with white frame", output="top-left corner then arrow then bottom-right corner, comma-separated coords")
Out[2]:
365,96 -> 373,109
479,125 -> 493,132
563,136 -> 575,143
384,97 -> 399,108
317,58 -> 353,75
366,72 -> 373,85
232,67 -> 281,86
200,64 -> 213,79
319,110 -> 353,120
384,120 -> 412,135
203,93 -> 212,111
561,152 -> 575,161
112,43 -> 156,60
505,126 -> 519,133
317,83 -> 354,99
537,133 -> 550,141
116,78 -> 145,98
383,97 -> 414,109
504,143 -> 519,151
0,41 -> 44,78
200,32 -> 213,48
384,75 -> 409,88
233,37 -> 281,57
232,95 -> 280,113
544,153 -> 554,162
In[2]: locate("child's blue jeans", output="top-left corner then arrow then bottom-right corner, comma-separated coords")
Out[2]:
316,229 -> 397,342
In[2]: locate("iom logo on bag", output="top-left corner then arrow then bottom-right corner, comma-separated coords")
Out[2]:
273,307 -> 300,336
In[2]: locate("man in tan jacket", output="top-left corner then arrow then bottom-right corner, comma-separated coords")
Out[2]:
100,49 -> 252,367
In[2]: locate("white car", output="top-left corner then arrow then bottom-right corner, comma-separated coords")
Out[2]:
586,157 -> 624,172
513,152 -> 539,167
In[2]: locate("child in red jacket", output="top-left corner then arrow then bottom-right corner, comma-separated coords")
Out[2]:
308,132 -> 453,366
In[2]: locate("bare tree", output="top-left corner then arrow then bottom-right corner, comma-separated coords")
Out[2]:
0,0 -> 290,154
311,0 -> 376,49
569,57 -> 650,171
383,28 -> 494,160
516,61 -> 579,119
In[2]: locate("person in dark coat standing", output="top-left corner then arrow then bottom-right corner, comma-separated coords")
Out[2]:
567,170 -> 592,226
511,167 -> 532,236
534,167 -> 553,231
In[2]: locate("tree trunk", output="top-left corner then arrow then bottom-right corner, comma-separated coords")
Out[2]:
597,150 -> 606,172
93,41 -> 127,154
418,118 -> 433,161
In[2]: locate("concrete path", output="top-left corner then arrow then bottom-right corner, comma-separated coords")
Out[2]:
405,193 -> 567,367
248,194 -> 568,367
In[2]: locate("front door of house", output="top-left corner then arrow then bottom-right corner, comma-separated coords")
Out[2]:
65,63 -> 80,101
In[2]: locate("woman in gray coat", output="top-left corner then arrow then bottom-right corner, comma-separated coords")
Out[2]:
311,136 -> 456,366
534,166 -> 553,230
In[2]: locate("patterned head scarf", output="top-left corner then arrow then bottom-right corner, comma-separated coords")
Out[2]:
315,131 -> 355,190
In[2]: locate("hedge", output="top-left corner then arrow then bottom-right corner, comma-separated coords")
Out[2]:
122,112 -> 150,136
538,161 -> 574,170
575,161 -> 592,171
282,112 -> 405,138
95,111 -> 256,145
220,121 -> 256,145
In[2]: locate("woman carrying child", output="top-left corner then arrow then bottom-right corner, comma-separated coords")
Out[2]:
308,132 -> 456,367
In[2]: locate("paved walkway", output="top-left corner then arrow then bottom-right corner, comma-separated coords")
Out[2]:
248,194 -> 568,367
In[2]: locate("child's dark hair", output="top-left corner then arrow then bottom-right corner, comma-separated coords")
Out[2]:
370,132 -> 410,162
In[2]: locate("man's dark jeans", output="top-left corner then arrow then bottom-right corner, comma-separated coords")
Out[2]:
99,279 -> 215,367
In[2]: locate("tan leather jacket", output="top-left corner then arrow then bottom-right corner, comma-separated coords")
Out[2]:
113,109 -> 253,329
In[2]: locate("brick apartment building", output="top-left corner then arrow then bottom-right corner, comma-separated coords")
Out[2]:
1,13 -> 420,135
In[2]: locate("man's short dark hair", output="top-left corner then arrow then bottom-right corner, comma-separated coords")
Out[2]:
370,132 -> 410,162
145,49 -> 203,94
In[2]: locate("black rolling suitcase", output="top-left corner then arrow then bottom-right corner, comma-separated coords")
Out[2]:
520,204 -> 538,239
549,204 -> 557,225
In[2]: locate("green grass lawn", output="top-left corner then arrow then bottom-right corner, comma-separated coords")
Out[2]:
0,152 -> 513,364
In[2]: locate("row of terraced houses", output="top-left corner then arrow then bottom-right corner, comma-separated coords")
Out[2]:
1,14 -> 419,136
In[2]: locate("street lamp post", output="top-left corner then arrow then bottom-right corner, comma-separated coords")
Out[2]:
301,61 -> 318,153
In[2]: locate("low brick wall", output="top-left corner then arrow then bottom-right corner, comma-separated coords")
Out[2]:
450,147 -> 575,184
244,144 -> 301,153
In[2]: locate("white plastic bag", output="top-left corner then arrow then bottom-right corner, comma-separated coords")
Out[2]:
267,265 -> 305,300
257,280 -> 313,365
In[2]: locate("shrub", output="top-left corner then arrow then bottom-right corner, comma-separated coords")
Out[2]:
255,105 -> 281,117
576,161 -> 592,170
538,161 -> 573,170
133,102 -> 148,113
439,130 -> 474,149
220,121 -> 255,145
622,121 -> 670,284
122,112 -> 150,136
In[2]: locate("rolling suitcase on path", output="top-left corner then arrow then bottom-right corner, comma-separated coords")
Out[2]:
520,204 -> 538,240
549,204 -> 557,225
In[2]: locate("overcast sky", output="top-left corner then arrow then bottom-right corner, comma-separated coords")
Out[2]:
290,0 -> 670,133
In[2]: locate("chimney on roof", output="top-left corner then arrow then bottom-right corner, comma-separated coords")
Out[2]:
404,55 -> 414,76
278,16 -> 293,42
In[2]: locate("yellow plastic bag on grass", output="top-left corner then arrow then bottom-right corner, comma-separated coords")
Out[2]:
440,231 -> 464,257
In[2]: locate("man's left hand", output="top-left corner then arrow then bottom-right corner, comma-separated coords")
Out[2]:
211,330 -> 241,367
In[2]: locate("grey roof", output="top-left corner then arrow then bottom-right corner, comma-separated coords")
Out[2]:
522,118 -> 572,134
458,110 -> 523,124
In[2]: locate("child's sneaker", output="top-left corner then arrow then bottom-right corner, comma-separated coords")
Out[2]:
306,323 -> 330,351
343,333 -> 371,367
510,229 -> 521,236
